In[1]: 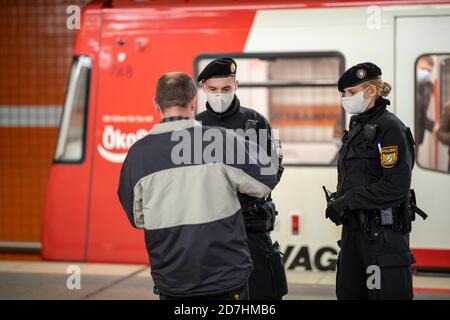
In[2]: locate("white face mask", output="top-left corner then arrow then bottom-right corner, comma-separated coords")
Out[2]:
205,91 -> 235,113
341,87 -> 372,115
417,69 -> 432,83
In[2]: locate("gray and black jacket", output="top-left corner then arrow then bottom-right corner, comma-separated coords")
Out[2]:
117,118 -> 278,297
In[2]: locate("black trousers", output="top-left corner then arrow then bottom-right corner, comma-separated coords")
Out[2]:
247,231 -> 288,300
336,221 -> 415,300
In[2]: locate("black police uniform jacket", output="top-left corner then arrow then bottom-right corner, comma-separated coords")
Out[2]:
337,97 -> 415,211
196,96 -> 275,208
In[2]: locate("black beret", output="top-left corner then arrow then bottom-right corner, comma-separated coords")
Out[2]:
337,62 -> 382,92
197,57 -> 237,82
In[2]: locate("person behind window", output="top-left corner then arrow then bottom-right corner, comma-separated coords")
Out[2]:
436,100 -> 450,171
416,56 -> 439,145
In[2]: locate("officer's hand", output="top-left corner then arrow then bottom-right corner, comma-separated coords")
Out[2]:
325,196 -> 348,226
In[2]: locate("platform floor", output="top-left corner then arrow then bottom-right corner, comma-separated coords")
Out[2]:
1,261 -> 450,300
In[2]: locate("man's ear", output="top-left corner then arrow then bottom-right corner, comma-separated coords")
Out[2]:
153,97 -> 161,113
190,95 -> 198,112
187,95 -> 196,117
235,79 -> 239,90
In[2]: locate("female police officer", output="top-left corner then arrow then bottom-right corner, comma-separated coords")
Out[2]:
325,62 -> 417,300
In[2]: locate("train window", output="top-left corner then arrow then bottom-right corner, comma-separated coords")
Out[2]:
195,53 -> 344,165
415,54 -> 450,173
54,56 -> 91,163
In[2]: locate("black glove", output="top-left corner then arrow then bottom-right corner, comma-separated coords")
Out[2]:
325,196 -> 348,226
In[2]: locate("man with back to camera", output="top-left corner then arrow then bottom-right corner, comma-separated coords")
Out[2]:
117,72 -> 279,300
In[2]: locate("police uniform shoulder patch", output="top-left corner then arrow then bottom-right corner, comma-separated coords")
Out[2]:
380,146 -> 398,168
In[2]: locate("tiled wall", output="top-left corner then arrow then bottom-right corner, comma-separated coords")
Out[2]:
0,0 -> 90,259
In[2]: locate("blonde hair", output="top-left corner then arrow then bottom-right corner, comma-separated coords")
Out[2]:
363,78 -> 392,97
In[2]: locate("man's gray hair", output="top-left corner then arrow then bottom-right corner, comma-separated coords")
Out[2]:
156,72 -> 197,111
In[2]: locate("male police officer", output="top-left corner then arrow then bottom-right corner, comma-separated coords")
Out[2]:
196,58 -> 288,300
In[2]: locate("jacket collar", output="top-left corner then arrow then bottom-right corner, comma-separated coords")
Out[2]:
161,116 -> 190,123
350,96 -> 390,127
150,118 -> 201,135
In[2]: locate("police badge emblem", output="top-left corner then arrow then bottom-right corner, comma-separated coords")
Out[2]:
356,68 -> 367,79
230,63 -> 236,73
380,146 -> 398,168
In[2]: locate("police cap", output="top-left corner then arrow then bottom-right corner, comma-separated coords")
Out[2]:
197,57 -> 237,82
337,62 -> 382,92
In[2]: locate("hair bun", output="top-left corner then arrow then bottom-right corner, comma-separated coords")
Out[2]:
381,82 -> 392,97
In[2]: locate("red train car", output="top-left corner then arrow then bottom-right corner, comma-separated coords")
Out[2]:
42,0 -> 450,270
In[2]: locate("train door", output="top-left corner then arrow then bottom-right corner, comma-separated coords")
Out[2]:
42,56 -> 94,261
396,16 -> 450,268
239,5 -> 396,271
84,12 -> 158,263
